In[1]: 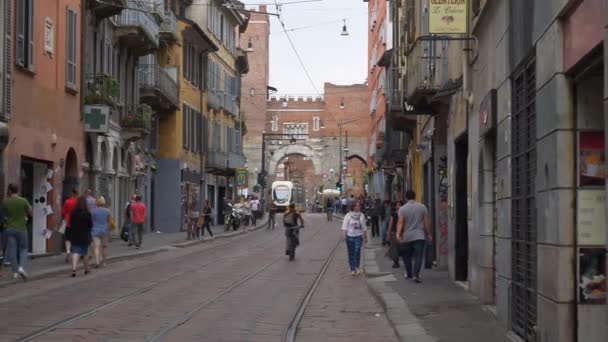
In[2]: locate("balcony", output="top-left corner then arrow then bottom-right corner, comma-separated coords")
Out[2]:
222,93 -> 239,117
121,104 -> 152,142
159,9 -> 177,42
207,90 -> 222,111
84,73 -> 120,108
113,0 -> 159,56
387,89 -> 417,131
405,41 -> 446,108
384,128 -> 409,167
139,64 -> 179,113
88,0 -> 125,19
207,150 -> 229,175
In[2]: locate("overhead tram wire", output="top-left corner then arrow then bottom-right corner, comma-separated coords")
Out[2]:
274,0 -> 322,96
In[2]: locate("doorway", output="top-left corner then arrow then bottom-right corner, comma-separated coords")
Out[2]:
455,136 -> 469,281
20,159 -> 50,254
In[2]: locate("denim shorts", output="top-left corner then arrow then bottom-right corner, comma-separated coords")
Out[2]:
70,244 -> 89,256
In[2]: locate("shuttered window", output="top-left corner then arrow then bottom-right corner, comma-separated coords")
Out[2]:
3,0 -> 13,119
182,104 -> 189,148
16,0 -> 34,69
66,7 -> 77,89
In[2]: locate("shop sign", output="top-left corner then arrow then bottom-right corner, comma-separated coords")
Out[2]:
84,105 -> 109,133
479,89 -> 497,136
577,189 -> 606,246
236,168 -> 247,186
578,247 -> 606,304
578,131 -> 605,187
429,0 -> 468,34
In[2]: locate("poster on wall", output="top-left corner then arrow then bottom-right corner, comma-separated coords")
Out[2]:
578,248 -> 606,304
429,0 -> 468,34
579,131 -> 605,187
577,190 -> 607,245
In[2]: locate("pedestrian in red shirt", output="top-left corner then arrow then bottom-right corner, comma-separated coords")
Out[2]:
129,195 -> 146,249
61,189 -> 78,263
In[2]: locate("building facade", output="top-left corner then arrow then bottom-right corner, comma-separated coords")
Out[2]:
7,0 -> 84,254
383,1 -> 608,341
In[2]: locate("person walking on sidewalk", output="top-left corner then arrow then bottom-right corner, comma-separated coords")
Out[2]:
90,196 -> 111,268
124,194 -> 136,246
199,200 -> 214,239
267,203 -> 277,229
386,201 -> 402,268
85,189 -> 97,211
341,201 -> 367,276
381,199 -> 391,246
129,195 -> 146,249
69,196 -> 93,277
396,190 -> 432,283
2,184 -> 32,281
250,196 -> 260,226
370,198 -> 382,238
61,188 -> 78,263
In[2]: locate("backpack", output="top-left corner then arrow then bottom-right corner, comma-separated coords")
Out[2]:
284,212 -> 297,227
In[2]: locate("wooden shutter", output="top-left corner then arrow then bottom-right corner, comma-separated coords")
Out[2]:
66,8 -> 77,89
182,104 -> 188,147
183,42 -> 189,80
27,0 -> 33,67
3,0 -> 13,118
16,0 -> 25,66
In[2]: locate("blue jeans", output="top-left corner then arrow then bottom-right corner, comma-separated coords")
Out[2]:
381,219 -> 389,242
400,240 -> 425,278
346,235 -> 363,272
5,229 -> 28,272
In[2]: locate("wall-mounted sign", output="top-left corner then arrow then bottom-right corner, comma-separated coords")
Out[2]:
84,105 -> 110,133
429,0 -> 468,34
236,169 -> 247,186
577,189 -> 606,246
479,89 -> 497,136
578,131 -> 605,187
578,247 -> 606,304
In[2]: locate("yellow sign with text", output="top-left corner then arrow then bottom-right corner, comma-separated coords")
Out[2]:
429,0 -> 468,34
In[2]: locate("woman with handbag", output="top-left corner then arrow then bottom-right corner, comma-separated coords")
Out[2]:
90,196 -> 113,268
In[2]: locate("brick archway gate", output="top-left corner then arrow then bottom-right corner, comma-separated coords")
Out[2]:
267,143 -> 320,177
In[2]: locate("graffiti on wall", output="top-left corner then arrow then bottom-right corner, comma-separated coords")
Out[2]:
437,156 -> 449,255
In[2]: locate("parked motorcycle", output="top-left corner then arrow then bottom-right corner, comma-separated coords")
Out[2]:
224,203 -> 242,232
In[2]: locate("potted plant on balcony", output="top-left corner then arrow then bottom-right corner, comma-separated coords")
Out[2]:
84,73 -> 119,108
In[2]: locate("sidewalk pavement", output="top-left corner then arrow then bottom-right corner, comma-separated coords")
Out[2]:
364,236 -> 511,342
0,219 -> 268,288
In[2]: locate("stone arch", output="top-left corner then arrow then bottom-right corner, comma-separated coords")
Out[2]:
100,141 -> 109,172
267,143 -> 320,176
345,154 -> 368,167
112,146 -> 119,172
64,148 -> 78,179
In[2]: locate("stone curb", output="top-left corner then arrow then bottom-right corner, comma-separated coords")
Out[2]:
363,245 -> 438,342
0,219 -> 268,289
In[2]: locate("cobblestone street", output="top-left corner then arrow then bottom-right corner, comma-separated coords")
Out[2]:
0,214 -> 398,342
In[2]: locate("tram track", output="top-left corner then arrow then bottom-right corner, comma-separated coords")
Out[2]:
15,226 -> 284,342
13,217 -> 331,342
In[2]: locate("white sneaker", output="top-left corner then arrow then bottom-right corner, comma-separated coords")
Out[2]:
17,267 -> 28,281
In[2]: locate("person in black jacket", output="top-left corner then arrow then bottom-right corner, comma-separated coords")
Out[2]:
69,196 -> 93,277
370,198 -> 382,238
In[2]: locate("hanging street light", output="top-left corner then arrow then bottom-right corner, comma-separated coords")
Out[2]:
339,97 -> 345,109
246,37 -> 254,52
341,19 -> 349,36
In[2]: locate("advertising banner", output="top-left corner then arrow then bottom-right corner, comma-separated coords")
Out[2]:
429,0 -> 468,34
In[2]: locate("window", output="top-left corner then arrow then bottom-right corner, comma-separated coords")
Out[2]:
271,116 -> 278,132
234,128 -> 241,153
183,42 -> 190,79
182,104 -> 189,148
66,8 -> 77,89
313,117 -> 320,131
16,0 -> 34,69
190,109 -> 196,152
283,123 -> 308,140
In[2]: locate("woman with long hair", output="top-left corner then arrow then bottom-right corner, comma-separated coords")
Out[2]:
69,196 -> 93,277
341,201 -> 368,275
90,196 -> 111,268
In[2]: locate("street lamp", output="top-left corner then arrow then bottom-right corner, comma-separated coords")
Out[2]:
337,119 -> 360,195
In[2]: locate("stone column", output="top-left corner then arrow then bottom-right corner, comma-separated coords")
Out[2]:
535,22 -> 576,342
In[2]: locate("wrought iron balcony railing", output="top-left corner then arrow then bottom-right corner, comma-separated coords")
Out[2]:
84,73 -> 120,108
139,64 -> 179,110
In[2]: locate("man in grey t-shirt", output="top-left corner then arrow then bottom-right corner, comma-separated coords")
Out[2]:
397,190 -> 432,283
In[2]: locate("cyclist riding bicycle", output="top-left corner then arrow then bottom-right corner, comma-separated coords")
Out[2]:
283,203 -> 304,255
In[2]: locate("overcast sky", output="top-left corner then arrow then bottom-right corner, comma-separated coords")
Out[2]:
242,0 -> 368,96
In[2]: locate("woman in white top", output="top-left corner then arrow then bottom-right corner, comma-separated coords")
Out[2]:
341,201 -> 368,275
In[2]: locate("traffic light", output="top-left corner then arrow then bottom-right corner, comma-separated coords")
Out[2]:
335,182 -> 342,192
